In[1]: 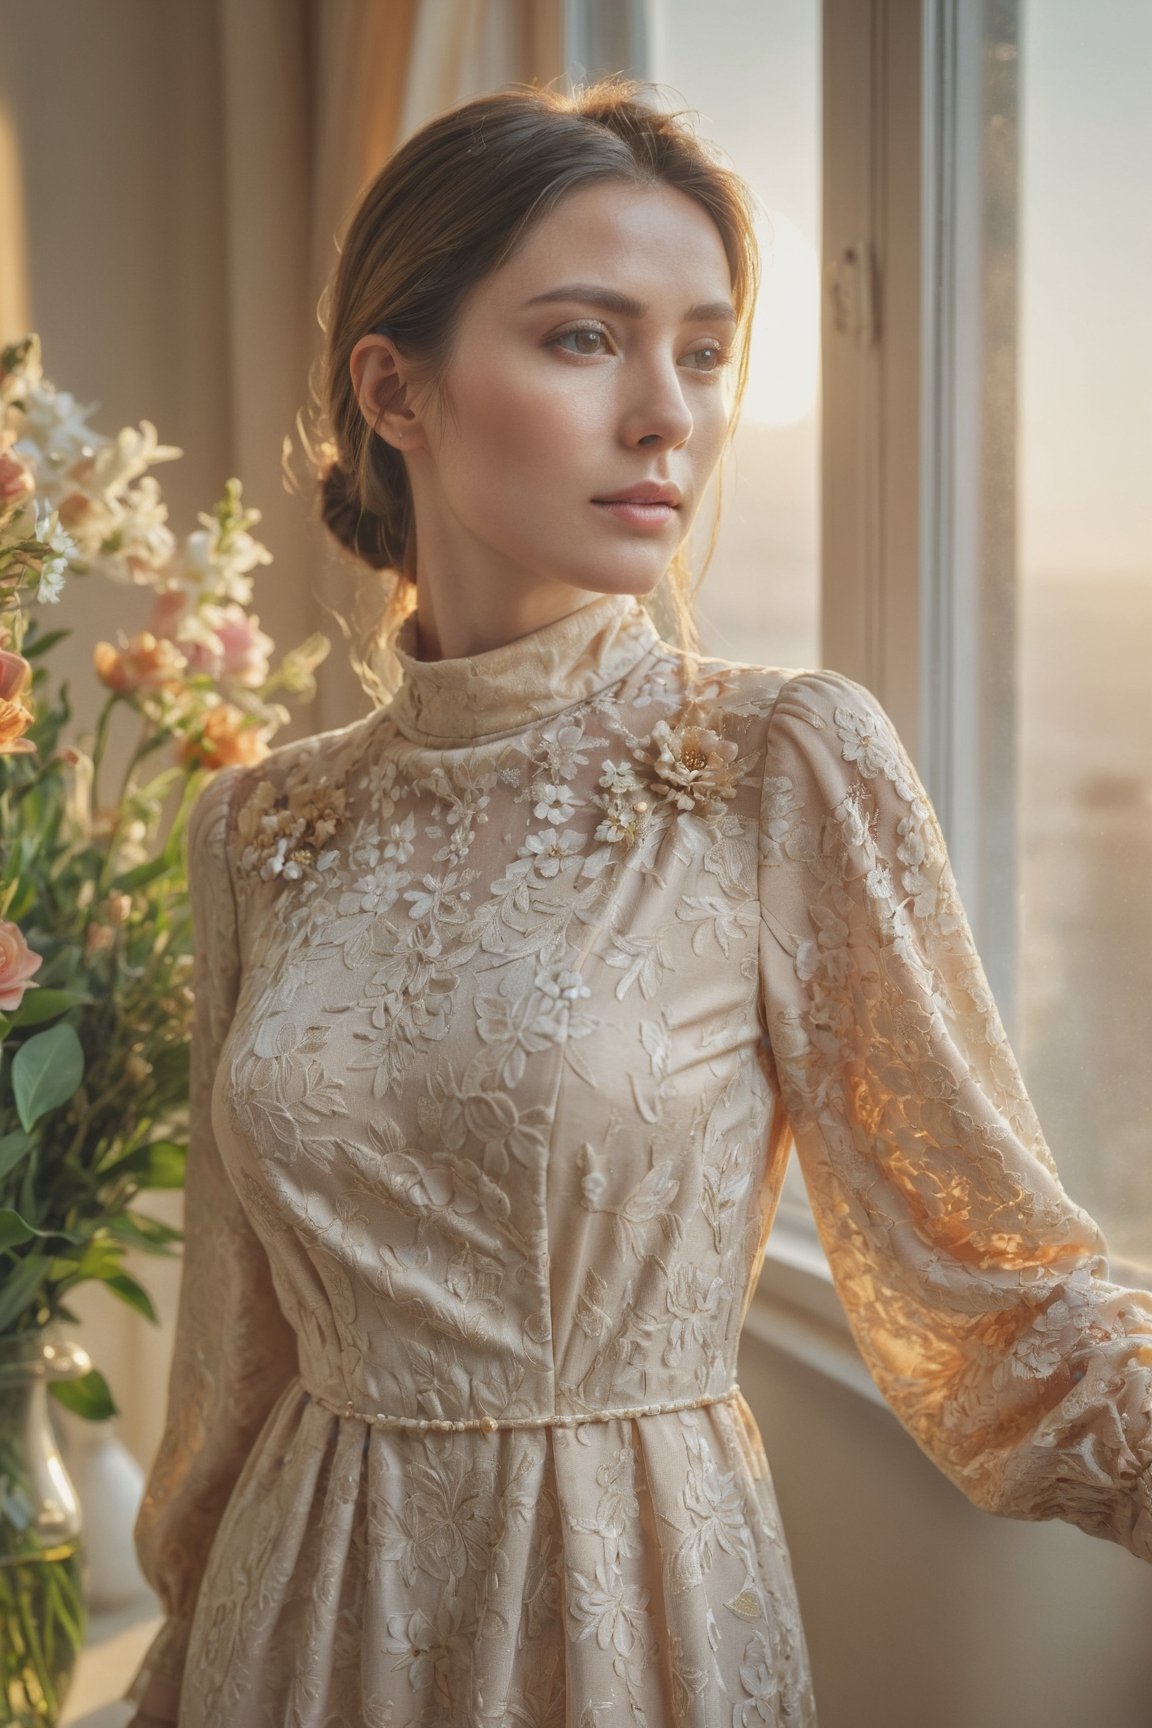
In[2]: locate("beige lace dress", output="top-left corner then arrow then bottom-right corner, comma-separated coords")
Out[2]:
125,589 -> 1152,1727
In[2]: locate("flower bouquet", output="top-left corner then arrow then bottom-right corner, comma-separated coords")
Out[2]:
0,333 -> 326,1720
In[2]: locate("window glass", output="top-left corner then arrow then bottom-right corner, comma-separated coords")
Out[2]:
1016,0 -> 1152,1267
649,0 -> 821,672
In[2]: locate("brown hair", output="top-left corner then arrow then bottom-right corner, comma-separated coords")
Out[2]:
307,74 -> 761,658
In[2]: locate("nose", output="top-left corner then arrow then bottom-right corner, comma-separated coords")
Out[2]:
622,356 -> 694,451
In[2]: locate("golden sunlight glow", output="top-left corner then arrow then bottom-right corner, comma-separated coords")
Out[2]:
742,210 -> 820,429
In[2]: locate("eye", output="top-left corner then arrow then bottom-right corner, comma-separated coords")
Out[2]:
550,324 -> 612,358
686,342 -> 734,374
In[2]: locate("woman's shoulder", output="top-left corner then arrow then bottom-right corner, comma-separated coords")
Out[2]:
666,644 -> 889,747
187,706 -> 381,875
234,706 -> 380,802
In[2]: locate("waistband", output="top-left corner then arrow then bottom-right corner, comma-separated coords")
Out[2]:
303,1381 -> 742,1433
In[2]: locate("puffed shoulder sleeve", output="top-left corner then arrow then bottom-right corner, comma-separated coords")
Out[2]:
124,768 -> 299,1720
756,668 -> 1152,1562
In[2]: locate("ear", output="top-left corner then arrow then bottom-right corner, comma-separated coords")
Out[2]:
348,334 -> 428,453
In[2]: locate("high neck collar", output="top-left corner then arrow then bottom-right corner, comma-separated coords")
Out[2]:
386,592 -> 663,745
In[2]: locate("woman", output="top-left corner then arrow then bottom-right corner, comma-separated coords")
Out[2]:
125,77 -> 1152,1728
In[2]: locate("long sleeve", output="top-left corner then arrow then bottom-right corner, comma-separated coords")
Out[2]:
756,668 -> 1152,1562
125,767 -> 299,1719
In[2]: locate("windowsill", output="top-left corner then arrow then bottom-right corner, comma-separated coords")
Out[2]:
59,1592 -> 162,1728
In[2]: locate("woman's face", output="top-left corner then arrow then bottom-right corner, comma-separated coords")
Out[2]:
361,178 -> 739,624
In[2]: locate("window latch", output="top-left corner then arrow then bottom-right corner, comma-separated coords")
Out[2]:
827,239 -> 880,347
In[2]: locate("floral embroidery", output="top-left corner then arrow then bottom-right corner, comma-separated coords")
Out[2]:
235,770 -> 347,883
592,759 -> 651,847
636,712 -> 743,818
531,778 -> 579,825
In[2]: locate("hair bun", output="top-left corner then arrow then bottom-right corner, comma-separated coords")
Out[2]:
319,456 -> 396,571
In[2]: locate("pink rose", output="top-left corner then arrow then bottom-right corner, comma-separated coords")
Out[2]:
212,604 -> 272,688
147,590 -> 221,678
0,919 -> 42,1012
148,590 -> 217,676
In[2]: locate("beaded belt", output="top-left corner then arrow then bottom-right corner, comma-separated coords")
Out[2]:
303,1382 -> 741,1433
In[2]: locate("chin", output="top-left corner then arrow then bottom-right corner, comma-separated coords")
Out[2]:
564,565 -> 669,602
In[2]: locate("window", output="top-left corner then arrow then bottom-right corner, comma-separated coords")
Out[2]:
1014,0 -> 1152,1269
587,0 -> 1152,1293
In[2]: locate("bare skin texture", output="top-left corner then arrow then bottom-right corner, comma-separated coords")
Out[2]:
125,179 -> 739,1728
348,179 -> 739,661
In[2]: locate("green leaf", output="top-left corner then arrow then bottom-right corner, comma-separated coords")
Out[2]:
133,1147 -> 185,1188
0,1208 -> 33,1249
102,1270 -> 158,1324
103,1139 -> 186,1189
0,1209 -> 84,1249
8,988 -> 92,1029
12,1022 -> 85,1130
74,1238 -> 125,1281
0,1131 -> 31,1182
103,1211 -> 182,1254
0,1252 -> 48,1330
45,1254 -> 82,1283
48,1369 -> 118,1422
111,855 -> 171,894
21,628 -> 72,661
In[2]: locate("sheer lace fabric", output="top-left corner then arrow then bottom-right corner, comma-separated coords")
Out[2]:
127,591 -> 1152,1726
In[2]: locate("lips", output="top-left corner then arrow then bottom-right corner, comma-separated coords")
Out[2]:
592,483 -> 681,507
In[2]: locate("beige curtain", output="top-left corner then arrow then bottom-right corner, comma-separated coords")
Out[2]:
0,0 -> 563,1473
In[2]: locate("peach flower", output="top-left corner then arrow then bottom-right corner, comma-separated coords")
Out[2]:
181,702 -> 268,771
0,919 -> 42,1012
93,631 -> 188,695
0,648 -> 35,755
0,439 -> 34,511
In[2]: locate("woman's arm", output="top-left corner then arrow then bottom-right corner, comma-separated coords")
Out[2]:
123,767 -> 299,1722
757,669 -> 1152,1560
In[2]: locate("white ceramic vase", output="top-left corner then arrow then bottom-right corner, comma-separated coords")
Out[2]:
52,1405 -> 151,1612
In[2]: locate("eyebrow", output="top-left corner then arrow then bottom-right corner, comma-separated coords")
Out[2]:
521,284 -> 739,325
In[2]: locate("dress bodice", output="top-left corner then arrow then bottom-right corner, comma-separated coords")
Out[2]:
219,589 -> 788,1428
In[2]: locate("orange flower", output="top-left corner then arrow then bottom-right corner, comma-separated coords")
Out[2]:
93,631 -> 187,695
0,443 -> 34,511
181,702 -> 268,771
0,919 -> 42,1012
0,648 -> 35,755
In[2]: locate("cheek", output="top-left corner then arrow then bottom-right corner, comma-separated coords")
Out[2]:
693,386 -> 732,454
440,357 -> 603,491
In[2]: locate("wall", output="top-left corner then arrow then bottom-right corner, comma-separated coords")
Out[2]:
0,0 -> 330,1474
739,1319 -> 1152,1727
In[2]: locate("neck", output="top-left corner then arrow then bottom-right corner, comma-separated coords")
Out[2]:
413,578 -> 607,662
386,587 -> 662,745
401,471 -> 656,660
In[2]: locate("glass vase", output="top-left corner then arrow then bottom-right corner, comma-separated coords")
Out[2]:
0,1330 -> 91,1725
